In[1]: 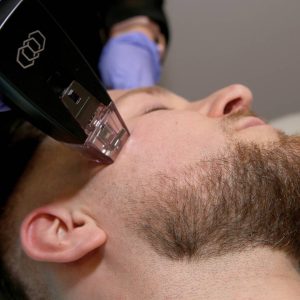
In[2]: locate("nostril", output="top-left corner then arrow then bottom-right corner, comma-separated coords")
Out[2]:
223,98 -> 242,115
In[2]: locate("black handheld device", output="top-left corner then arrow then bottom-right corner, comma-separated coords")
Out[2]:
0,0 -> 129,163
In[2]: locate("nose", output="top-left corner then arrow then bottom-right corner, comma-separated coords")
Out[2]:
191,84 -> 253,117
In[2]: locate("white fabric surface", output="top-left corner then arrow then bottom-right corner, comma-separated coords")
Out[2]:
270,113 -> 300,135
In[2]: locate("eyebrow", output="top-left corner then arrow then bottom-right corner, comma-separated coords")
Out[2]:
116,86 -> 168,102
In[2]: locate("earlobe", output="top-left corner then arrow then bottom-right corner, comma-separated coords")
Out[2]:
20,204 -> 107,263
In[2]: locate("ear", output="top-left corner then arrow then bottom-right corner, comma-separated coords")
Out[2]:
20,203 -> 107,263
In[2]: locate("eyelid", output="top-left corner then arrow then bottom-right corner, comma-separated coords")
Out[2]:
143,105 -> 170,115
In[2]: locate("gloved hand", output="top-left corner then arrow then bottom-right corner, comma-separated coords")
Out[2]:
98,32 -> 161,89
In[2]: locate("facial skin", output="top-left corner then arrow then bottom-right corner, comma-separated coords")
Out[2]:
2,84 -> 300,300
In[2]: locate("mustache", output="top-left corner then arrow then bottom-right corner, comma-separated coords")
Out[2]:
225,109 -> 259,121
221,109 -> 261,132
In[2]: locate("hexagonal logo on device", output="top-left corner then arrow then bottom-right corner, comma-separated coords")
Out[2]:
16,30 -> 46,69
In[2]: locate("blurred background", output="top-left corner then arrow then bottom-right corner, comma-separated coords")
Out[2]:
160,0 -> 300,122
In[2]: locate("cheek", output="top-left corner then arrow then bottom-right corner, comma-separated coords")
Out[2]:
120,113 -> 228,173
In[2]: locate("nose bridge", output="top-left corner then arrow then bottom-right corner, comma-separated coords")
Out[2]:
191,84 -> 253,117
188,97 -> 211,115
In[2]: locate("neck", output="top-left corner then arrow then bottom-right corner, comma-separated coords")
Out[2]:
101,246 -> 300,300
55,233 -> 300,300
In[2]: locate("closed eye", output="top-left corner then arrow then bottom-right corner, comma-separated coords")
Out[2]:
143,105 -> 170,115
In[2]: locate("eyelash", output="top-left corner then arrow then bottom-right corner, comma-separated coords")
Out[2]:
143,105 -> 169,115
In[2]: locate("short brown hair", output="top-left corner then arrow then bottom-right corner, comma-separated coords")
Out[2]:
0,111 -> 44,299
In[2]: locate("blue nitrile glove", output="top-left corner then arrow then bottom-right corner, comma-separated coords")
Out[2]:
99,32 -> 161,89
0,94 -> 10,112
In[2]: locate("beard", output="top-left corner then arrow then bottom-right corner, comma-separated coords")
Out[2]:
127,122 -> 300,262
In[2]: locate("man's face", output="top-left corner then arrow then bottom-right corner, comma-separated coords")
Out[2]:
17,84 -> 300,265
